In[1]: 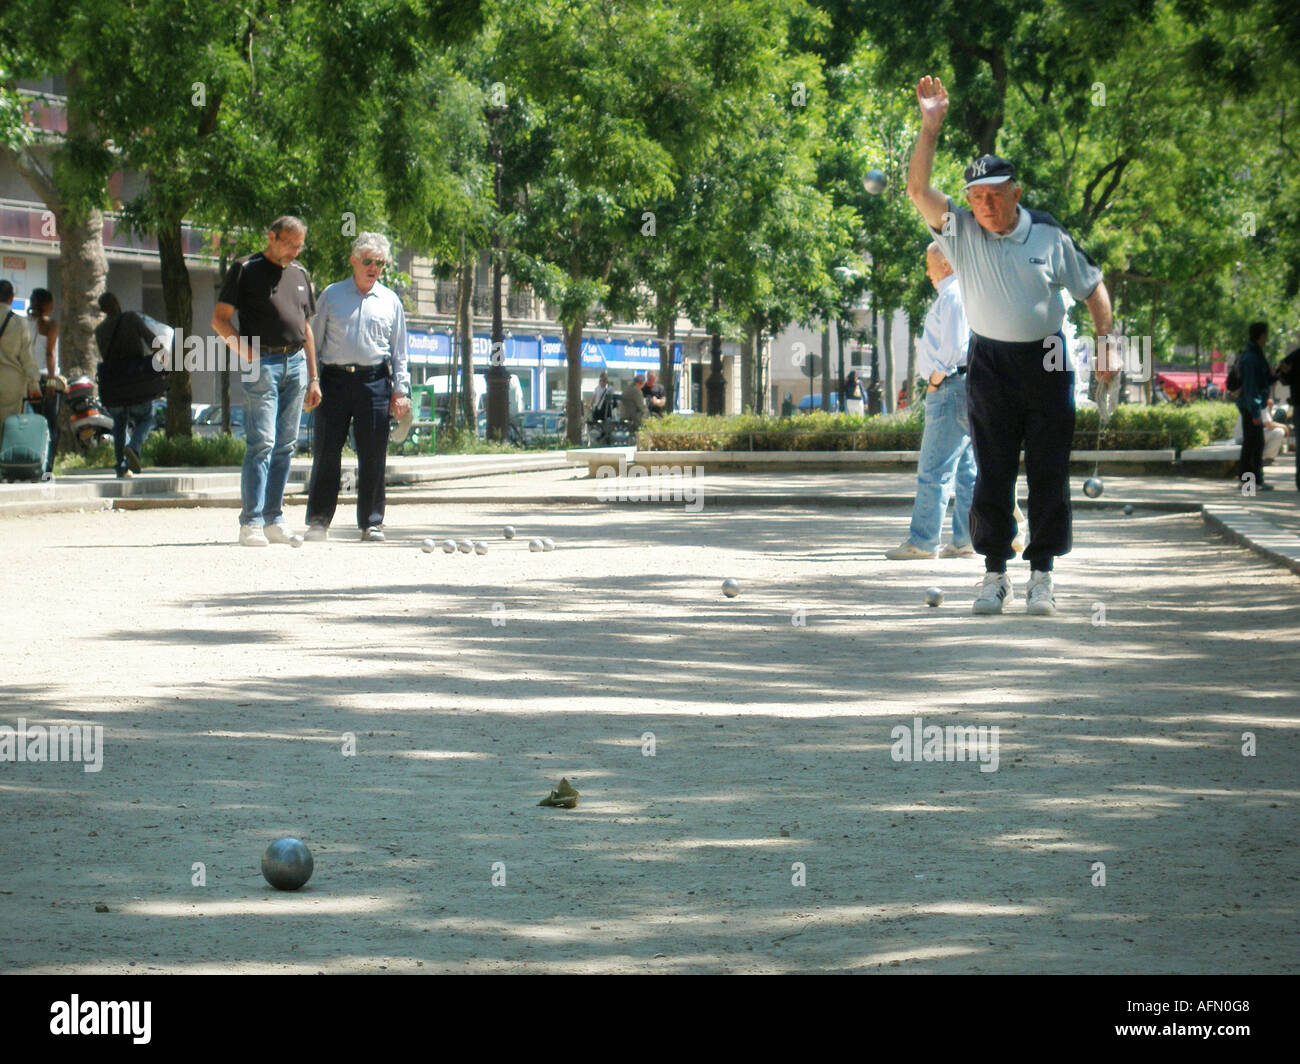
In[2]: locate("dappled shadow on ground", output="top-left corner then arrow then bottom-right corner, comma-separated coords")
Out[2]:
1,505 -> 1297,973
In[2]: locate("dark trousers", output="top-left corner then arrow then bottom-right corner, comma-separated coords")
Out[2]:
966,332 -> 1076,569
306,367 -> 392,530
37,389 -> 59,472
1239,416 -> 1264,487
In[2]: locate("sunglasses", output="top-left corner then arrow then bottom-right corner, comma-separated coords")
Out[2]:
360,257 -> 387,267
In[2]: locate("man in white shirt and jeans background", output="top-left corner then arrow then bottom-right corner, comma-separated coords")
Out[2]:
885,243 -> 979,560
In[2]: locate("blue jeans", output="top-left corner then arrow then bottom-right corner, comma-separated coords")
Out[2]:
108,401 -> 155,474
906,379 -> 978,551
240,352 -> 306,527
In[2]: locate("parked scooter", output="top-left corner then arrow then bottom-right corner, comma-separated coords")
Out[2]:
63,375 -> 115,452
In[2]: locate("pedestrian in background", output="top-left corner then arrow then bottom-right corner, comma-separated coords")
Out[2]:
27,288 -> 60,473
94,292 -> 166,478
884,244 -> 978,560
0,279 -> 38,422
1235,321 -> 1275,493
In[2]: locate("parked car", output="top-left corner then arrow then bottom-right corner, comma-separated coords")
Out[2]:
475,411 -> 522,444
148,399 -> 210,432
193,404 -> 246,438
297,408 -> 315,453
795,392 -> 841,412
520,409 -> 567,443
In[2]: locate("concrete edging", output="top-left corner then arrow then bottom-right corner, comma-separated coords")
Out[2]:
1202,505 -> 1300,576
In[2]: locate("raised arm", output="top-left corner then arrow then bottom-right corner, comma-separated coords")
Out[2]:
906,76 -> 951,232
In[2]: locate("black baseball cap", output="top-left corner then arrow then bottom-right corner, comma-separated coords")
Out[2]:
963,154 -> 1017,190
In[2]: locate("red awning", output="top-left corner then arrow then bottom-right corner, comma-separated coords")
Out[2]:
1156,370 -> 1226,391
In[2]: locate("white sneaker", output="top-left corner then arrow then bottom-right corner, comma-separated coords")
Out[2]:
264,522 -> 295,544
239,525 -> 269,547
1026,571 -> 1057,616
884,541 -> 938,560
940,543 -> 976,558
972,572 -> 1012,614
304,524 -> 328,542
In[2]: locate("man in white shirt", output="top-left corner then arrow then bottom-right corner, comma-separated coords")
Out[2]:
303,233 -> 410,542
885,244 -> 979,559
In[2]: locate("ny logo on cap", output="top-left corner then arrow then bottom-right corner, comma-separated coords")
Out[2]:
970,158 -> 989,176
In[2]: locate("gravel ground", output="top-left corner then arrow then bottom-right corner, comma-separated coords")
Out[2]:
0,500 -> 1296,973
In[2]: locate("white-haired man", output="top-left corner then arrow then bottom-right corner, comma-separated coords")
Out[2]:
907,76 -> 1113,616
304,233 -> 410,542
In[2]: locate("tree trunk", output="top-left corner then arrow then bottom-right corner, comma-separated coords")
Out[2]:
706,328 -> 725,415
218,247 -> 230,432
457,256 -> 475,429
905,322 -> 918,407
563,318 -> 584,445
882,310 -> 895,413
54,207 -> 108,379
741,317 -> 758,413
657,316 -> 674,414
835,319 -> 847,412
159,219 -> 195,437
820,324 -> 830,410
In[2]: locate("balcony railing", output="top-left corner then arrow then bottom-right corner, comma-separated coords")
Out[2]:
0,199 -> 209,260
507,288 -> 535,318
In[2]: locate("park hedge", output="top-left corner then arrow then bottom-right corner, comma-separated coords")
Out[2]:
639,401 -> 1239,454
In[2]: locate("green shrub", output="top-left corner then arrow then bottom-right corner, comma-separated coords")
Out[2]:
641,407 -> 925,451
641,401 -> 1238,453
54,439 -> 115,472
1073,401 -> 1237,451
143,432 -> 245,466
434,427 -> 517,455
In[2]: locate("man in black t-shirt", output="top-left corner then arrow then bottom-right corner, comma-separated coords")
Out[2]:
213,216 -> 320,546
642,371 -> 667,416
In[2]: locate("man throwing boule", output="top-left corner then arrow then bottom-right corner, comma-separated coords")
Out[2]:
906,75 -> 1114,616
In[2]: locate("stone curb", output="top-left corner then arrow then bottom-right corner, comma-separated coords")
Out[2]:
1202,505 -> 1300,576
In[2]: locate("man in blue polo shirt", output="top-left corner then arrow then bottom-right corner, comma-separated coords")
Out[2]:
304,232 -> 410,542
906,75 -> 1114,617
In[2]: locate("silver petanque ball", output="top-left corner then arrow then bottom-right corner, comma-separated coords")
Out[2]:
722,578 -> 740,598
261,837 -> 313,891
290,535 -> 304,548
475,541 -> 489,555
925,586 -> 944,608
503,526 -> 516,539
1123,504 -> 1133,515
421,538 -> 436,553
1083,477 -> 1104,499
441,539 -> 457,554
542,538 -> 556,552
458,539 -> 474,554
529,538 -> 544,552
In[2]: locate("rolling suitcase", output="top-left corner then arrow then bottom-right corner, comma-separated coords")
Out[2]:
0,412 -> 51,481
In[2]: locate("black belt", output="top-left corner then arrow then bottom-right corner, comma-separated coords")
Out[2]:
262,344 -> 302,355
322,363 -> 390,380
